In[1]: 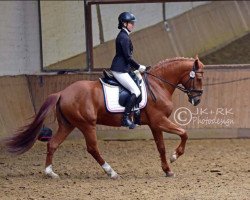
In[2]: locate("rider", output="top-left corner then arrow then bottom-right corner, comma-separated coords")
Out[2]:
110,12 -> 146,129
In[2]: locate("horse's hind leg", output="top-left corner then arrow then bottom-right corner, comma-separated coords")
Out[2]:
45,122 -> 74,178
79,125 -> 119,179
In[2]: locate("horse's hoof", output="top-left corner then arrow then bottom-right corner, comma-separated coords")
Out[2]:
45,172 -> 60,179
45,171 -> 60,179
165,171 -> 175,177
170,152 -> 178,163
51,174 -> 60,179
111,173 -> 120,180
44,165 -> 60,179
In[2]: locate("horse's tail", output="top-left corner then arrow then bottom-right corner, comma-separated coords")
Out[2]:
4,93 -> 61,154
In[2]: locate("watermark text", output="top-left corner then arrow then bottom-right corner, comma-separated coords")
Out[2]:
174,107 -> 234,127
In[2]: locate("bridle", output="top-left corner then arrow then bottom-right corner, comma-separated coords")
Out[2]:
143,61 -> 203,102
182,63 -> 204,98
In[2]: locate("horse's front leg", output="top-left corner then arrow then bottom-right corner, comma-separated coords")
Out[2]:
150,128 -> 175,177
157,116 -> 188,163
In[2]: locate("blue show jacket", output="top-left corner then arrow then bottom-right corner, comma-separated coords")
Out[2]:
111,29 -> 140,73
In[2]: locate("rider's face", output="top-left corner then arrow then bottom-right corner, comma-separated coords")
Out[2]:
125,22 -> 135,32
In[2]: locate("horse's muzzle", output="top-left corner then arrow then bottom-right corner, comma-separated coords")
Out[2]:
188,89 -> 203,106
189,96 -> 201,106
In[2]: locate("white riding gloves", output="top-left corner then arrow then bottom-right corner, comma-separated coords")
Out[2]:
138,64 -> 146,72
134,70 -> 142,80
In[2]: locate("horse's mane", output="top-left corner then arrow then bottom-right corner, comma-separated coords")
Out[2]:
154,57 -> 195,69
149,57 -> 195,75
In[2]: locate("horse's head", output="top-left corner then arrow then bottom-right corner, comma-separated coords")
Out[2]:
181,57 -> 204,106
146,56 -> 204,106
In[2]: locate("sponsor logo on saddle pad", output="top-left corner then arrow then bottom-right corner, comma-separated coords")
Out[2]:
100,79 -> 147,113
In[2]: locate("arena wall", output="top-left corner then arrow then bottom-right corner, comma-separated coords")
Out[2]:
45,1 -> 250,70
1,1 -> 249,73
0,1 -> 41,75
0,1 -> 249,140
40,1 -> 210,69
0,66 -> 249,139
0,76 -> 34,136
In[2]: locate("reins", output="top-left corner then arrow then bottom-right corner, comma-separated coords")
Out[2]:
144,71 -> 189,93
143,62 -> 203,102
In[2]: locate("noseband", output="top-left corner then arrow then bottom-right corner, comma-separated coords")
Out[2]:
183,64 -> 203,98
144,62 -> 203,101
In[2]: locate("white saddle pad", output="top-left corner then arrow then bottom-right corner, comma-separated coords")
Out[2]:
100,78 -> 147,113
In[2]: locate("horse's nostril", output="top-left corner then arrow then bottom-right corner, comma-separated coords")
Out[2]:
195,99 -> 200,106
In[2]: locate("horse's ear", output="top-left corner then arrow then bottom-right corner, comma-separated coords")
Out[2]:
194,54 -> 200,70
195,54 -> 199,61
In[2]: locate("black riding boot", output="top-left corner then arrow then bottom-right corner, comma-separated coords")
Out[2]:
122,94 -> 137,129
134,109 -> 140,126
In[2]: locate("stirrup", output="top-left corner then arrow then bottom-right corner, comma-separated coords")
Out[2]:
122,116 -> 136,129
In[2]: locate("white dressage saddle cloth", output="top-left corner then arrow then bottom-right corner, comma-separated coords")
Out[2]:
99,78 -> 147,113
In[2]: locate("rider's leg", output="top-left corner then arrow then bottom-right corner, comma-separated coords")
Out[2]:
112,71 -> 140,129
134,109 -> 141,125
133,70 -> 142,125
122,94 -> 137,129
111,72 -> 141,98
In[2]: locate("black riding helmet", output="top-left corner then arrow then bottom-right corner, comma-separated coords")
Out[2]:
118,12 -> 136,29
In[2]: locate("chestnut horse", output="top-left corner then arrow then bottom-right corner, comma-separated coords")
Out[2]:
5,57 -> 204,179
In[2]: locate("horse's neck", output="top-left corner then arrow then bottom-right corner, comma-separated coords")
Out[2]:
152,62 -> 189,94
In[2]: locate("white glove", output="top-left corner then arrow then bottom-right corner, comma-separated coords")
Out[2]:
138,64 -> 146,72
134,70 -> 142,80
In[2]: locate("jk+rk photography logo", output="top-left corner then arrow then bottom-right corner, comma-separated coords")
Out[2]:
173,107 -> 234,127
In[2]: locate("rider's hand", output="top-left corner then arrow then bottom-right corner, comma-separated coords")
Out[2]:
139,65 -> 146,72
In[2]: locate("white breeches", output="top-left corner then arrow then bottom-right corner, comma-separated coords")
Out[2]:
111,71 -> 141,98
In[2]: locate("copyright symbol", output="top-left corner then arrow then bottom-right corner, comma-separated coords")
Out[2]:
174,107 -> 192,126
